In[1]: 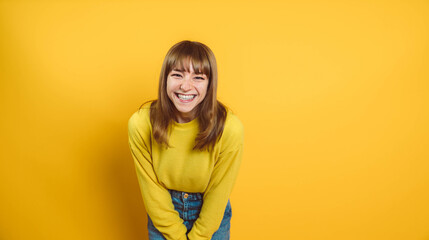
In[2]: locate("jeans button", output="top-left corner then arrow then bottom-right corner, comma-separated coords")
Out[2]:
184,193 -> 189,199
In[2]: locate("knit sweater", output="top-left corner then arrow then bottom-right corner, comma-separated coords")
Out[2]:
127,105 -> 244,240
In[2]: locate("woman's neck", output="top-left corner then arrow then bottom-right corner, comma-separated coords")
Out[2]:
175,111 -> 197,123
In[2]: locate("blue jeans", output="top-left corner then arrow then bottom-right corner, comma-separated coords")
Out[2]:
147,189 -> 231,240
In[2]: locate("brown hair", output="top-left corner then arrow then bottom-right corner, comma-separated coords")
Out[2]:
143,40 -> 227,151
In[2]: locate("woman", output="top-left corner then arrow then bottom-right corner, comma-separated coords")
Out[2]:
128,40 -> 243,240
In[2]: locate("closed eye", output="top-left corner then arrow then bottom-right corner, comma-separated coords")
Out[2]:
171,73 -> 182,77
194,76 -> 205,80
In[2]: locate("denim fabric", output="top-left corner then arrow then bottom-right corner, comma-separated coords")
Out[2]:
147,189 -> 231,240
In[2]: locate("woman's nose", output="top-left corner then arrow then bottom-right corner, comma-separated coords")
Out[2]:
181,77 -> 192,91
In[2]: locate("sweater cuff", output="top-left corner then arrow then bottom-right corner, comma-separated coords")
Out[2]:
187,228 -> 211,240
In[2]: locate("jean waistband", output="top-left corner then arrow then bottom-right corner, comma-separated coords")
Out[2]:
168,189 -> 203,201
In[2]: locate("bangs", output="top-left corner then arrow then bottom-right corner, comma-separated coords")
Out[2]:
166,43 -> 211,78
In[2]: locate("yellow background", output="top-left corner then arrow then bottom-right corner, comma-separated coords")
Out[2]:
1,0 -> 428,239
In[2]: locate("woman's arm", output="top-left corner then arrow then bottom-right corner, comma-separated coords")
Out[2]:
128,109 -> 188,240
187,114 -> 244,240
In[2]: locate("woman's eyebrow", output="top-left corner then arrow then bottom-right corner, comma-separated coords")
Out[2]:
172,68 -> 205,75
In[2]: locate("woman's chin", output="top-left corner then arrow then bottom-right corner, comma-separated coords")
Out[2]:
174,105 -> 196,115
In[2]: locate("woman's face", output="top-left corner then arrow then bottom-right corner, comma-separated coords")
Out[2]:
166,62 -> 209,122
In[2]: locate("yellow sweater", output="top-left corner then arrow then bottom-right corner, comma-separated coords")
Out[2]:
127,105 -> 244,240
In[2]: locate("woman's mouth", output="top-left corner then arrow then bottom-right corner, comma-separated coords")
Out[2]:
175,93 -> 196,102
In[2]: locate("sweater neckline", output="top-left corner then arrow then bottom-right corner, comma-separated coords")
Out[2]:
172,117 -> 199,130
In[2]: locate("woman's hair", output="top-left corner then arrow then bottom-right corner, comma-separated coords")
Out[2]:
144,40 -> 227,151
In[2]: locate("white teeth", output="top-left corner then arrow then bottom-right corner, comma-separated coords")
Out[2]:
177,94 -> 195,100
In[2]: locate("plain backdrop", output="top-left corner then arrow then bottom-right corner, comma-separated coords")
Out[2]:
1,0 -> 428,239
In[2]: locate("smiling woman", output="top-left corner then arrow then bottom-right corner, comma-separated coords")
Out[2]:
128,41 -> 244,240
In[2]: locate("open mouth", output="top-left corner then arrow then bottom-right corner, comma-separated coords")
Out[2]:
175,93 -> 196,101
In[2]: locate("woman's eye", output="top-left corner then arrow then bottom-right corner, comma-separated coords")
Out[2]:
171,74 -> 182,77
195,76 -> 205,80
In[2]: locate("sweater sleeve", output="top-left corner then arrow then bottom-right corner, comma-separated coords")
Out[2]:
128,110 -> 188,240
187,115 -> 244,240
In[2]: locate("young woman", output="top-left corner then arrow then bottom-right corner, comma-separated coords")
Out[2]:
128,40 -> 243,240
